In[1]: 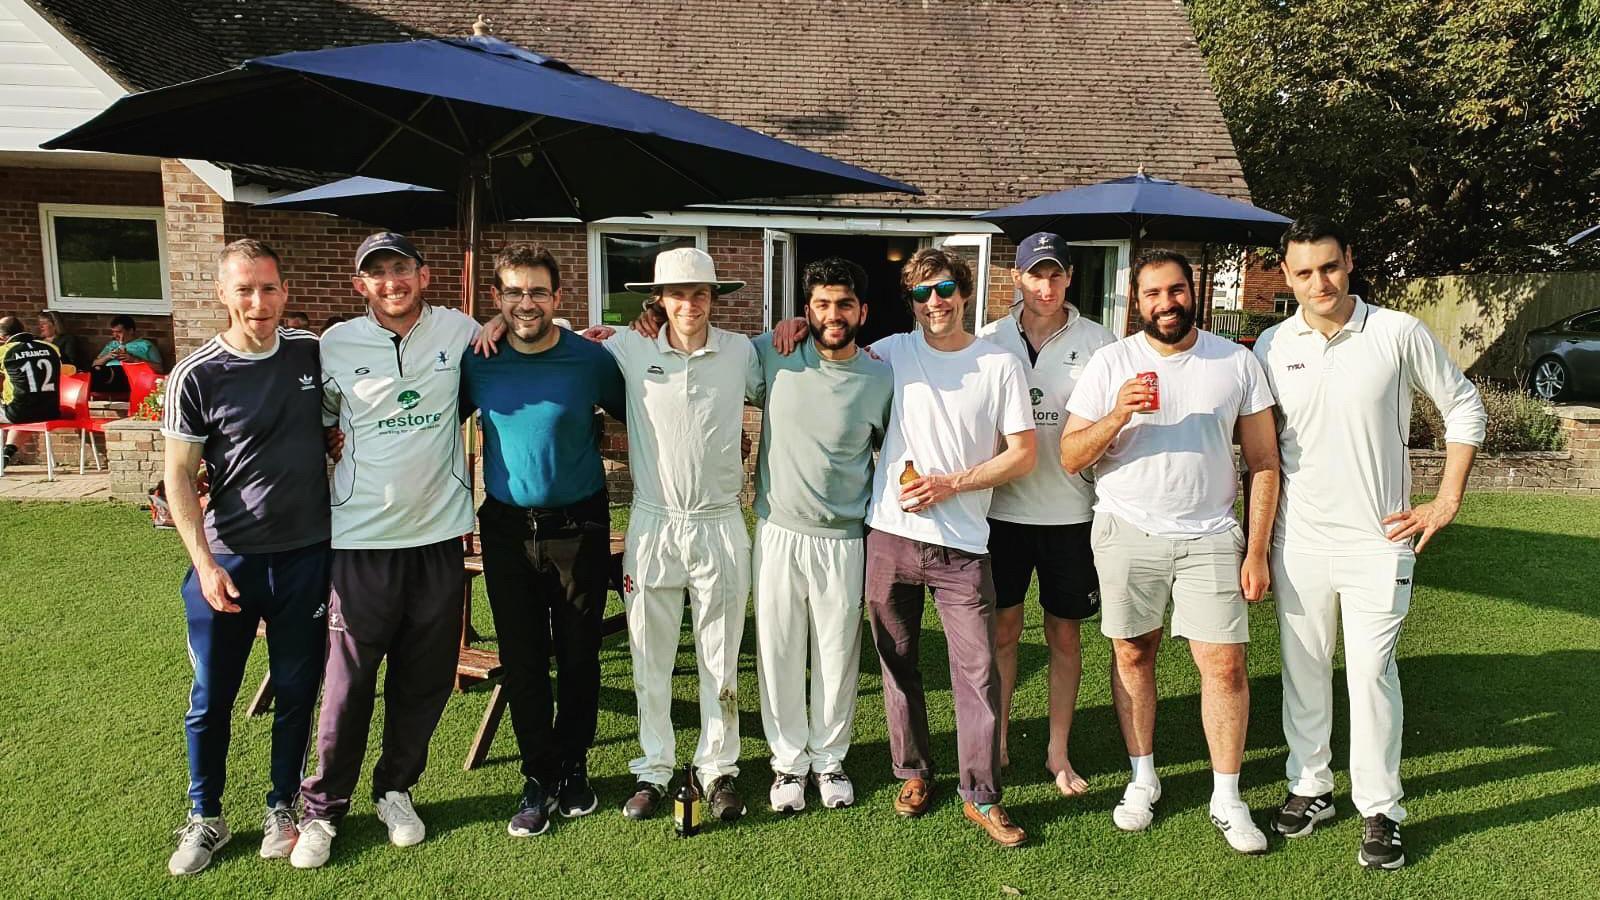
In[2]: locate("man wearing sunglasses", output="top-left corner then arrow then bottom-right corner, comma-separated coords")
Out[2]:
976,232 -> 1116,798
774,248 -> 1037,845
293,232 -> 482,869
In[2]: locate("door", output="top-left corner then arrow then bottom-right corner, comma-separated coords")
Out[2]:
764,229 -> 795,329
931,233 -> 992,332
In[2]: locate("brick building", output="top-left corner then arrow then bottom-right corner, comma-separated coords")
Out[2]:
3,0 -> 1257,364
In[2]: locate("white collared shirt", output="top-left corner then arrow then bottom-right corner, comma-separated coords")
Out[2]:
604,325 -> 762,514
1254,297 -> 1485,555
978,303 -> 1116,524
319,304 -> 482,550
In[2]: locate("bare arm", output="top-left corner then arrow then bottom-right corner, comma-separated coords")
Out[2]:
1235,408 -> 1280,602
163,437 -> 240,613
1059,375 -> 1155,475
899,430 -> 1037,513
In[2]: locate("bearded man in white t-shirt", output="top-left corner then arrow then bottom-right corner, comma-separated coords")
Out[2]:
1061,249 -> 1281,855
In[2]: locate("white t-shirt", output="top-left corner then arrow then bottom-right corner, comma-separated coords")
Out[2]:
1065,329 -> 1275,537
320,304 -> 481,550
604,326 -> 762,514
1253,298 -> 1485,555
865,331 -> 1035,554
978,303 -> 1116,524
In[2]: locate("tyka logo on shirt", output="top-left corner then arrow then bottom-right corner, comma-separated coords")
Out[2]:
1286,363 -> 1308,372
646,364 -> 665,375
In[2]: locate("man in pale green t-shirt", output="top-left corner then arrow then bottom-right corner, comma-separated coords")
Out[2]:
748,258 -> 891,815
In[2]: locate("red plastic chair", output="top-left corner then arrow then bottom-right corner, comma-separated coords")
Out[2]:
122,360 -> 159,414
1,372 -> 86,481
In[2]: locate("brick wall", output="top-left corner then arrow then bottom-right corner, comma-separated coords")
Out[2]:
1238,250 -> 1290,314
162,160 -> 229,357
104,416 -> 164,504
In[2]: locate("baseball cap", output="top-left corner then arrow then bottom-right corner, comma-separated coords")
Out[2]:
1014,231 -> 1070,273
355,232 -> 426,271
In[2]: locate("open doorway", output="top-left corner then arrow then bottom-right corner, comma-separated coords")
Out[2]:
786,233 -> 921,346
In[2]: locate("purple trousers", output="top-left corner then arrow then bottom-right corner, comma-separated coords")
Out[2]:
864,529 -> 1002,804
299,538 -> 464,822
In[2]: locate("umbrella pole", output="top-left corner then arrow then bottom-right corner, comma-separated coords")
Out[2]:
462,165 -> 483,555
1198,243 -> 1211,331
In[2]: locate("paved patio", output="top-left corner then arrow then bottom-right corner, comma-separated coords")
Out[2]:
0,463 -> 113,501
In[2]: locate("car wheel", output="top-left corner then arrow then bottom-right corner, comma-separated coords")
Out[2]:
1529,356 -> 1570,402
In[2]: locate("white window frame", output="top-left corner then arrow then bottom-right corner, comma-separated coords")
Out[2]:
585,224 -> 708,327
762,229 -> 796,329
1067,239 -> 1132,335
38,203 -> 171,315
930,233 -> 992,332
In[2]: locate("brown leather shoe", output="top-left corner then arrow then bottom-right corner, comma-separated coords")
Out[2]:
893,778 -> 932,817
963,802 -> 1027,847
621,781 -> 666,820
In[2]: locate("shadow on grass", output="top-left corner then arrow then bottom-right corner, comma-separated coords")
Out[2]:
1418,524 -> 1598,619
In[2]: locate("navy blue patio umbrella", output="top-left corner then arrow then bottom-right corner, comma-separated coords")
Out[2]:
253,176 -> 456,232
974,171 -> 1291,245
43,26 -> 919,315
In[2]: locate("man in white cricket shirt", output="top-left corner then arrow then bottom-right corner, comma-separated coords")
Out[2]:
1254,215 -> 1485,870
1062,249 -> 1280,855
976,232 -> 1115,797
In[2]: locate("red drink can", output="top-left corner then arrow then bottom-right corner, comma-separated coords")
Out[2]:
1136,371 -> 1159,412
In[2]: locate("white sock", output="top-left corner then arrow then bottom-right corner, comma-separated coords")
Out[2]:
1211,771 -> 1241,807
1130,754 -> 1158,787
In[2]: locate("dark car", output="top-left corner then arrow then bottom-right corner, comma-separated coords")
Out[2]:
1523,307 -> 1600,401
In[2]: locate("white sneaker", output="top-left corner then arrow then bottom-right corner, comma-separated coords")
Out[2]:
1210,799 -> 1269,854
376,791 -> 426,847
258,804 -> 298,859
814,771 -> 855,809
289,819 -> 336,869
168,814 -> 230,876
1112,781 -> 1161,832
769,773 -> 806,813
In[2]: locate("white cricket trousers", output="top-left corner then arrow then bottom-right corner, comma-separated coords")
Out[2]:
1274,549 -> 1414,821
623,503 -> 750,786
753,519 -> 865,777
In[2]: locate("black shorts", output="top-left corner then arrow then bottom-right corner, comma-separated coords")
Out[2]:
987,518 -> 1100,620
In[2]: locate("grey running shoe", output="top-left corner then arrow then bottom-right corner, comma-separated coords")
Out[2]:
168,814 -> 230,876
1274,791 -> 1335,838
258,804 -> 298,859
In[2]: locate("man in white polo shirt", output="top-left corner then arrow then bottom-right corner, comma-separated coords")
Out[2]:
293,232 -> 481,869
1062,248 -> 1280,855
1254,215 -> 1484,870
606,248 -> 763,825
977,232 -> 1115,797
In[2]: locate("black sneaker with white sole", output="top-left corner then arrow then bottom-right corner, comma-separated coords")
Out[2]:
1359,814 -> 1405,869
556,760 -> 599,818
508,779 -> 555,837
1274,791 -> 1335,837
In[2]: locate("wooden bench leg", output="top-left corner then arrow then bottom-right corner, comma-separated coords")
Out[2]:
246,671 -> 274,716
465,681 -> 507,771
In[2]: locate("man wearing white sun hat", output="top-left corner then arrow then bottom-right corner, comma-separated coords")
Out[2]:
603,247 -> 764,825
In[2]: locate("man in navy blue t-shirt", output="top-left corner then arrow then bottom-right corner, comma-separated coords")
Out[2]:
460,243 -> 625,837
160,239 -> 332,875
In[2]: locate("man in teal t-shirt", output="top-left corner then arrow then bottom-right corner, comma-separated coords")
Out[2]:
749,258 -> 892,814
459,243 -> 625,838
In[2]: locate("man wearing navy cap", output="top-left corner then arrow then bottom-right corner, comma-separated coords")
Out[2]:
293,232 -> 481,869
977,232 -> 1115,798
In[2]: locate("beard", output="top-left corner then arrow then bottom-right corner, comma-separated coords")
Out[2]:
1142,302 -> 1196,345
510,312 -> 552,346
808,318 -> 859,351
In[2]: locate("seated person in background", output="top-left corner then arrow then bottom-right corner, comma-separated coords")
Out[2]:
1,315 -> 65,463
36,310 -> 91,370
91,314 -> 164,394
282,311 -> 312,330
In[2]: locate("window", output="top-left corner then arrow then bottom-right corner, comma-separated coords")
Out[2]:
586,226 -> 707,326
1568,311 -> 1600,334
39,204 -> 170,315
1273,293 -> 1299,316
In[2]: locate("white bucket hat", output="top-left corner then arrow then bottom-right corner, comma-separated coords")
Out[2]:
624,247 -> 746,295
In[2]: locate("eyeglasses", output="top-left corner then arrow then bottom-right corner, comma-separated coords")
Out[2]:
498,288 -> 553,303
359,261 -> 418,280
909,280 -> 959,303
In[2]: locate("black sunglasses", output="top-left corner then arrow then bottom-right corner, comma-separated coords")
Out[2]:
909,279 -> 959,303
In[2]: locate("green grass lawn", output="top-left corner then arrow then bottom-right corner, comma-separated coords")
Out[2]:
1,494 -> 1597,899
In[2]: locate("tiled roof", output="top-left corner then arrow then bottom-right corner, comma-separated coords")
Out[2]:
29,0 -> 1250,209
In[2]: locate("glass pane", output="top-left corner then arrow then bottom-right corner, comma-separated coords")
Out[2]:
939,242 -> 983,332
52,216 -> 162,300
1067,245 -> 1115,326
600,232 -> 696,325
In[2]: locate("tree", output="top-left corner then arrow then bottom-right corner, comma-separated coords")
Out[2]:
1187,0 -> 1600,279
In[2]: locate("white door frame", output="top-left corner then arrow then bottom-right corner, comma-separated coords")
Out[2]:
931,232 -> 993,332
